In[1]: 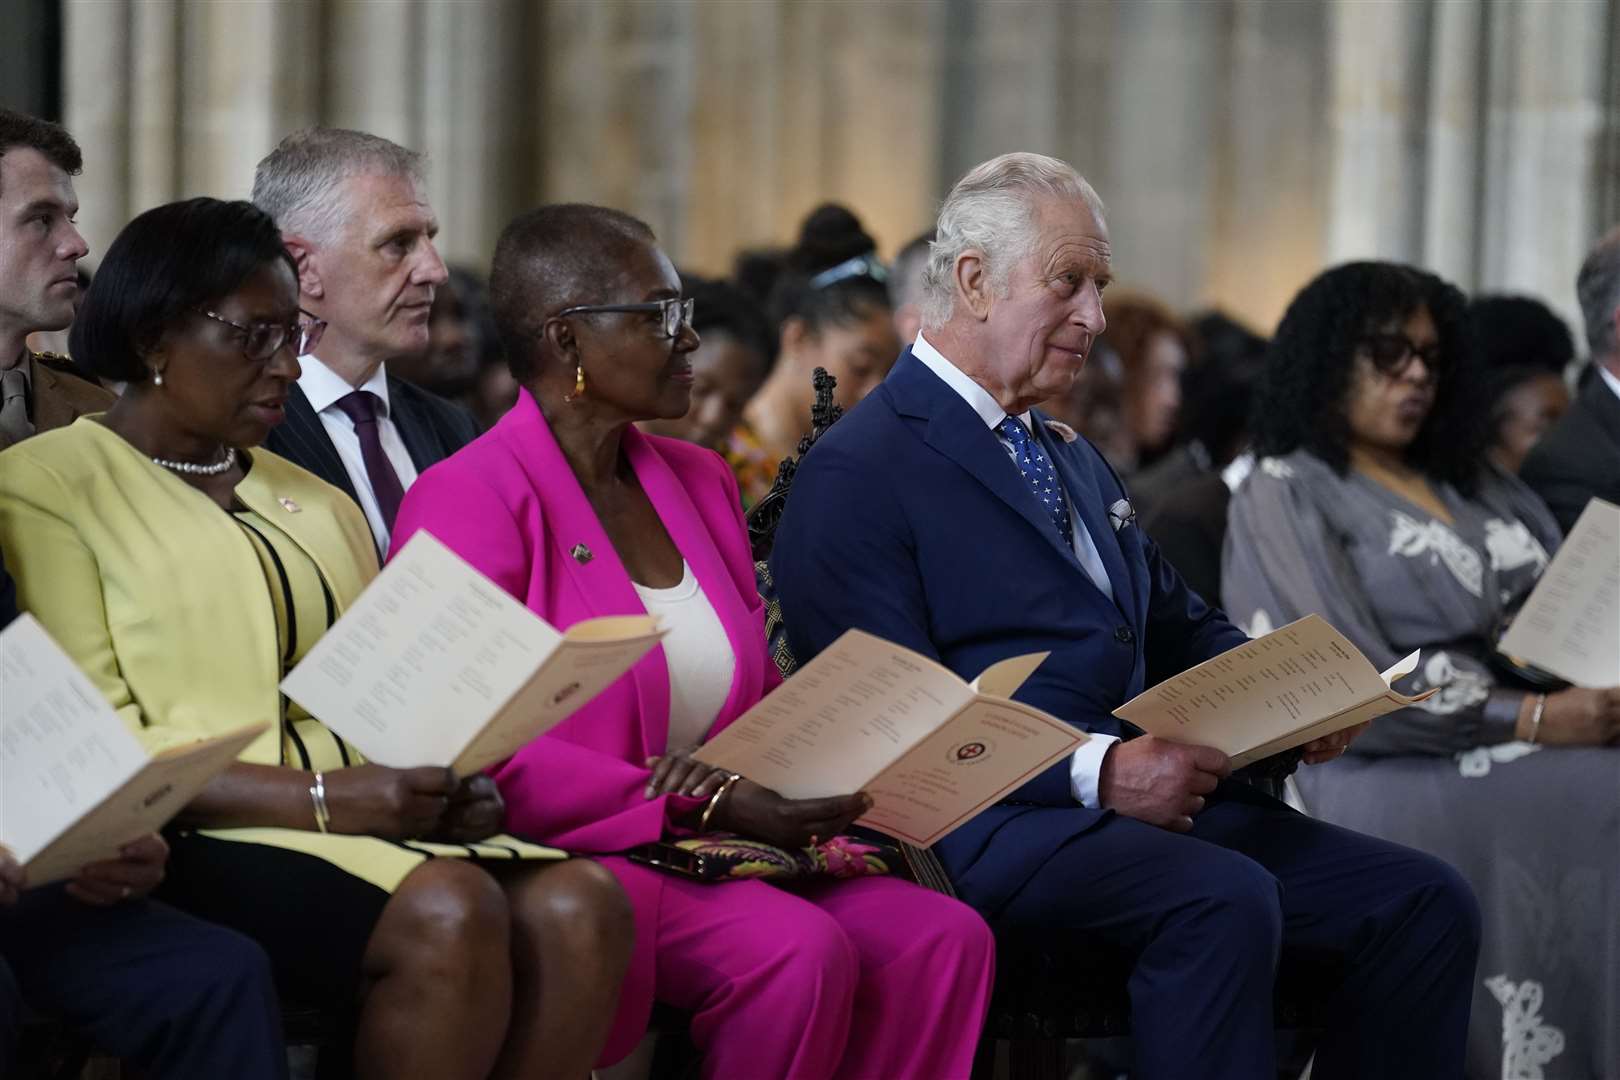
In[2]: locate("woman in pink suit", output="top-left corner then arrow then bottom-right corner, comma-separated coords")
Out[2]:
391,204 -> 994,1079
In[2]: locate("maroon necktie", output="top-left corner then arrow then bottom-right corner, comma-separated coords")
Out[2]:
334,390 -> 405,530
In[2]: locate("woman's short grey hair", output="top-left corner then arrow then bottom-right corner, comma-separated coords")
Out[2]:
920,152 -> 1103,330
251,127 -> 424,245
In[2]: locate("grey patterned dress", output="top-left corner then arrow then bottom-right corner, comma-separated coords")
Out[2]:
1222,449 -> 1619,1080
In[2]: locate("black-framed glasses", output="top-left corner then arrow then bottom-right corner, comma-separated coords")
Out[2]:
195,307 -> 326,362
1360,332 -> 1444,380
554,297 -> 695,340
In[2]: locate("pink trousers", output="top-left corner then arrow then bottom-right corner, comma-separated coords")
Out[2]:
643,867 -> 995,1079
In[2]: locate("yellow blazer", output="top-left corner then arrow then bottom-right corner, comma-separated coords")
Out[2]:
0,416 -> 378,762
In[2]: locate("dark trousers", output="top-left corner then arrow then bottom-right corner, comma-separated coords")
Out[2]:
0,885 -> 286,1080
988,784 -> 1481,1080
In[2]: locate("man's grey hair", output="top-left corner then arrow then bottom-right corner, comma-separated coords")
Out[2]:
251,127 -> 424,245
920,152 -> 1103,330
889,230 -> 934,311
1575,225 -> 1620,360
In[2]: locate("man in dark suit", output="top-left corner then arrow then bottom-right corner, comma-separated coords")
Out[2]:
251,128 -> 478,555
0,109 -> 114,451
771,152 -> 1480,1080
1521,225 -> 1620,532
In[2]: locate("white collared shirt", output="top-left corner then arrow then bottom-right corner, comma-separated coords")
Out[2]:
297,353 -> 419,552
910,332 -> 1120,807
1598,362 -> 1620,405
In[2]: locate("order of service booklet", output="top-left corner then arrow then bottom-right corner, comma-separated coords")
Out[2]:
693,630 -> 1084,847
1,614 -> 264,886
1113,613 -> 1435,767
281,530 -> 666,775
1497,497 -> 1620,689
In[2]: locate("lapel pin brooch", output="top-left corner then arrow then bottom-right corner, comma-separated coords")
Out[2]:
278,497 -> 302,514
571,543 -> 593,565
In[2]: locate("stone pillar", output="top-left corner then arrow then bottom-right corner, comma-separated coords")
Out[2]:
63,0 -> 131,261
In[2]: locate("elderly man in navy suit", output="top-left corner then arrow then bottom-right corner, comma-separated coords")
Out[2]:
771,152 -> 1480,1080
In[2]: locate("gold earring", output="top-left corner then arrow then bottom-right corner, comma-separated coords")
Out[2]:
565,363 -> 585,403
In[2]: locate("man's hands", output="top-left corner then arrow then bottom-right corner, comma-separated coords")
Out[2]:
67,833 -> 168,905
1301,722 -> 1371,764
1098,736 -> 1231,832
713,780 -> 872,848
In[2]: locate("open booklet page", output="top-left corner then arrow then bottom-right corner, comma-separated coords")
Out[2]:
1,614 -> 263,886
1498,497 -> 1620,689
694,629 -> 1083,846
282,531 -> 663,774
1113,614 -> 1433,768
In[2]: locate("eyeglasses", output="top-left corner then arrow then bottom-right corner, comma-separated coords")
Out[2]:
1359,332 -> 1444,380
195,307 -> 327,362
554,297 -> 695,340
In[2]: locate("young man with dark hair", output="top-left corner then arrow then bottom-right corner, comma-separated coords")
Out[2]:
0,107 -> 113,449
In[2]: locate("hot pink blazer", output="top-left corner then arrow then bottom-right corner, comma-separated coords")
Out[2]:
389,388 -> 779,1062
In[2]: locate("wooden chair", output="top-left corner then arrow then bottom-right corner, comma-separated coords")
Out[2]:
745,368 -> 1339,1080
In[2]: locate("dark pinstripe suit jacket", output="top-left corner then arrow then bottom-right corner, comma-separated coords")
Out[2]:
263,376 -> 480,509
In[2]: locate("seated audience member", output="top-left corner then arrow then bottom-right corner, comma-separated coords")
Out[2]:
1521,226 -> 1620,530
1468,294 -> 1574,474
0,549 -> 285,1080
390,265 -> 486,402
390,203 -> 995,1079
1224,261 -> 1620,1079
0,108 -> 114,449
639,275 -> 775,504
0,198 -> 633,1080
1140,347 -> 1265,602
253,128 -> 480,557
742,204 -> 901,464
888,230 -> 934,345
771,153 -> 1480,1080
1093,292 -> 1188,474
1130,310 -> 1266,521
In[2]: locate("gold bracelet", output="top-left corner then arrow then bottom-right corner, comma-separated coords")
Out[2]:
699,773 -> 742,833
1527,693 -> 1547,745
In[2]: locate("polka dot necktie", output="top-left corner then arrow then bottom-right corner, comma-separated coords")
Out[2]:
997,416 -> 1073,548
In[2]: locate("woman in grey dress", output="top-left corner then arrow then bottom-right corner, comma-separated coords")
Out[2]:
1223,262 -> 1620,1080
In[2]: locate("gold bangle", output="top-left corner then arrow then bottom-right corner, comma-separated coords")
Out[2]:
309,771 -> 331,834
1527,693 -> 1547,745
699,773 -> 742,833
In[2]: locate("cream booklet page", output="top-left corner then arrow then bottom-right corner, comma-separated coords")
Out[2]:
1114,613 -> 1434,767
694,630 -> 1083,847
1498,497 -> 1619,689
1,615 -> 262,886
282,531 -> 665,774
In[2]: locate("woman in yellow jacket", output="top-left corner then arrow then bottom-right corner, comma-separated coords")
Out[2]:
0,198 -> 631,1080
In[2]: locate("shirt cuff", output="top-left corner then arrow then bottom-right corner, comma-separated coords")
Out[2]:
1068,734 -> 1120,808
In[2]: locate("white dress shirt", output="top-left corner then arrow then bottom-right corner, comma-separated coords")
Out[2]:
1599,362 -> 1620,405
297,354 -> 420,553
632,562 -> 738,752
911,333 -> 1120,807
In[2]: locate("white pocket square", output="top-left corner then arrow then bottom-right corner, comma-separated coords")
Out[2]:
1108,498 -> 1136,532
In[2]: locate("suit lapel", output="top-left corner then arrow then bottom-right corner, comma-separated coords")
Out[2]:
28,356 -> 79,432
280,385 -> 358,502
388,380 -> 438,472
888,352 -> 1085,570
1582,376 -> 1620,456
498,391 -> 672,757
1038,418 -> 1137,622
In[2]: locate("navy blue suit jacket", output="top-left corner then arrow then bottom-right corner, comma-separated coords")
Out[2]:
770,349 -> 1247,914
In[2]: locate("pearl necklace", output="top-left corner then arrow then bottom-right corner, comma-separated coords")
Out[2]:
152,446 -> 237,476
